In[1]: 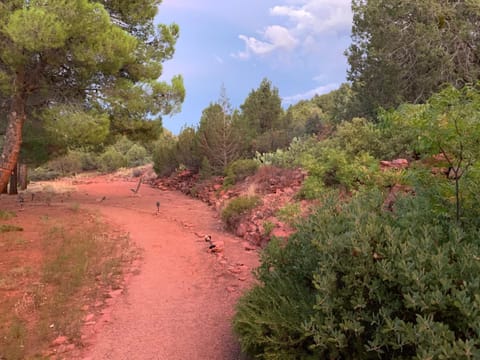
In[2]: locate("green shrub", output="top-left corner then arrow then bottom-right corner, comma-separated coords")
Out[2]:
276,203 -> 301,227
30,167 -> 62,181
48,151 -> 83,175
98,146 -> 126,173
234,190 -> 480,359
199,157 -> 213,180
224,159 -> 259,185
112,135 -> 135,155
221,195 -> 261,231
152,139 -> 178,177
125,143 -> 148,167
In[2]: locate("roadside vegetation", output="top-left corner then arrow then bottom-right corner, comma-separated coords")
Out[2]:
0,205 -> 138,359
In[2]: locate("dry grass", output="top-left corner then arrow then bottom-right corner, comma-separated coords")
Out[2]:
0,204 -> 139,359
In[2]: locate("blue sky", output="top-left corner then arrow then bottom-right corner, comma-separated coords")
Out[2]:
156,0 -> 352,134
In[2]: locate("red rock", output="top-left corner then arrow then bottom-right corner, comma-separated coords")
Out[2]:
84,314 -> 95,322
243,242 -> 257,251
236,223 -> 247,237
271,228 -> 293,239
51,336 -> 68,346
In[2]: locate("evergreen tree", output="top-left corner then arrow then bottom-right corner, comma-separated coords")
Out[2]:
197,86 -> 240,172
347,0 -> 480,118
0,0 -> 184,189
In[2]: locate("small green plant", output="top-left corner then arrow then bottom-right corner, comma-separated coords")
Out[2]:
221,195 -> 261,231
0,210 -> 16,220
262,220 -> 275,237
0,224 -> 23,233
276,203 -> 301,227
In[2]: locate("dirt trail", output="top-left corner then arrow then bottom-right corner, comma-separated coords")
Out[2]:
70,179 -> 258,359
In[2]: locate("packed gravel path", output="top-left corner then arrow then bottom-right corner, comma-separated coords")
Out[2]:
72,179 -> 258,360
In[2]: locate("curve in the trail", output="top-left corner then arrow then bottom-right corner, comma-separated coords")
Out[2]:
73,180 -> 258,360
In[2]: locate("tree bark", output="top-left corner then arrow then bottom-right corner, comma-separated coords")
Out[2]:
0,71 -> 27,192
19,163 -> 28,190
8,162 -> 18,195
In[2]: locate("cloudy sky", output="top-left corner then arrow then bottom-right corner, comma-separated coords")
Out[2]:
156,0 -> 352,134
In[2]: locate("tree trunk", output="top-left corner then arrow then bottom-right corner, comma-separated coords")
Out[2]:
0,71 -> 27,192
19,163 -> 28,190
8,162 -> 18,195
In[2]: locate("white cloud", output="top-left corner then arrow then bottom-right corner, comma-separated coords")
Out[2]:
234,0 -> 351,60
282,82 -> 339,105
234,25 -> 298,59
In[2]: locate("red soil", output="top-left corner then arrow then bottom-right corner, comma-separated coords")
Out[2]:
2,176 -> 259,359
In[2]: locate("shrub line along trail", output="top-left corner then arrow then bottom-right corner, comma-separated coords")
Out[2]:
70,179 -> 258,359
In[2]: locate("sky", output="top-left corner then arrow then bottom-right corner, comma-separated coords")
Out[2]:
155,0 -> 352,134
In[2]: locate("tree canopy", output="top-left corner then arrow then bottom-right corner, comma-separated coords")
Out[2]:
347,0 -> 480,118
0,0 -> 184,189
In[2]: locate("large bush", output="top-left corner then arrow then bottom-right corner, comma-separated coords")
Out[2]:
234,190 -> 480,359
152,137 -> 178,177
98,146 -> 126,173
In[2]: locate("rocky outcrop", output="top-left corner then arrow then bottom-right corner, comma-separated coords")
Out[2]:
152,166 -> 307,248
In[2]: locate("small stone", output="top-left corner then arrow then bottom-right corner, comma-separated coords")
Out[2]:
84,314 -> 95,322
51,336 -> 68,347
226,286 -> 237,293
243,242 -> 256,251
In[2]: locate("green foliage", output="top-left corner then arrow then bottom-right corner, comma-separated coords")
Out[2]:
332,118 -> 382,157
0,0 -> 185,190
199,157 -> 213,180
175,126 -> 200,170
255,136 -> 319,169
224,159 -> 259,186
152,136 -> 178,177
221,196 -> 261,231
347,0 -> 480,117
197,89 -> 241,173
98,146 -> 126,173
262,221 -> 275,237
0,210 -> 16,220
276,203 -> 301,228
234,190 -> 480,359
299,148 -> 381,198
125,143 -> 149,167
42,106 -> 110,151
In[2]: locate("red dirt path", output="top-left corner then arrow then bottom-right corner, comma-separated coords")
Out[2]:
64,177 -> 258,359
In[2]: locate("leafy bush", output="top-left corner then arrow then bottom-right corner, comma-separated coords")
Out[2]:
98,146 -> 126,173
112,135 -> 135,155
224,159 -> 259,186
125,143 -> 149,167
152,138 -> 178,177
221,195 -> 261,231
298,148 -> 382,198
47,151 -> 83,175
234,190 -> 480,359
